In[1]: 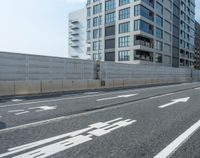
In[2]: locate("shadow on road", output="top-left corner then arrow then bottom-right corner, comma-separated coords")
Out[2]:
0,121 -> 7,129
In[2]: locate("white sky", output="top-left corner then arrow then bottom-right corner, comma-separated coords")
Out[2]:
0,0 -> 199,57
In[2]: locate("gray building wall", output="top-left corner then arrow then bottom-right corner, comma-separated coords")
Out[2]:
86,0 -> 195,68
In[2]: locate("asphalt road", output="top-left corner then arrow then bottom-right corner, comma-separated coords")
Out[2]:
0,82 -> 200,158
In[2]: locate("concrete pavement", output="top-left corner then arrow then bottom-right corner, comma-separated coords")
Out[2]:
0,82 -> 200,157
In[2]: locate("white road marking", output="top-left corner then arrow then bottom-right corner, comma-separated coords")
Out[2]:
96,94 -> 138,101
0,116 -> 66,133
84,92 -> 100,95
0,118 -> 136,158
15,111 -> 29,115
0,116 -> 2,118
195,87 -> 200,90
0,83 -> 196,133
29,106 -> 57,112
149,93 -> 175,99
158,97 -> 190,109
0,93 -> 133,108
154,120 -> 200,158
11,99 -> 23,102
0,82 -> 197,108
8,109 -> 25,113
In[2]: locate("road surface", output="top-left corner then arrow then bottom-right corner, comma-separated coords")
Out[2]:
0,82 -> 200,158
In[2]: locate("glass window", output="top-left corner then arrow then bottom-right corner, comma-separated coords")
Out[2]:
156,15 -> 163,27
155,53 -> 162,63
154,40 -> 163,51
93,16 -> 102,27
93,28 -> 102,38
87,0 -> 91,5
119,36 -> 130,47
156,2 -> 163,14
134,5 -> 154,21
93,41 -> 98,51
93,53 -> 102,61
134,19 -> 154,35
105,0 -> 115,11
87,31 -> 91,40
105,12 -> 115,24
119,8 -> 130,20
105,25 -> 115,36
87,19 -> 91,29
118,50 -> 130,61
119,22 -> 130,34
155,28 -> 163,39
93,4 -> 102,14
87,8 -> 91,17
93,41 -> 102,51
119,0 -> 130,6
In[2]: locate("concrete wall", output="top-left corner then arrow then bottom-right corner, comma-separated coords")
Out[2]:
0,51 -> 96,81
0,52 -> 200,97
0,80 -> 102,96
99,62 -> 192,80
192,69 -> 200,81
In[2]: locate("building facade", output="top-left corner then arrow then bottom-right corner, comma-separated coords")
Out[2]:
194,21 -> 200,69
86,0 -> 195,67
68,9 -> 90,59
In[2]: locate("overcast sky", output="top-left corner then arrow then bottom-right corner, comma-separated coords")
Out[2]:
0,0 -> 199,57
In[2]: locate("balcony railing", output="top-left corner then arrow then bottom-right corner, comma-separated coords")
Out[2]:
134,40 -> 153,48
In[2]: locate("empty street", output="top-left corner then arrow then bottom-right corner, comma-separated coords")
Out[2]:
0,82 -> 200,157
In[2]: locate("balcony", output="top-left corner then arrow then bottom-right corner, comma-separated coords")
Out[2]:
70,20 -> 79,24
134,35 -> 154,50
134,50 -> 153,62
70,24 -> 79,30
134,40 -> 153,48
71,37 -> 79,41
69,43 -> 78,48
70,31 -> 79,36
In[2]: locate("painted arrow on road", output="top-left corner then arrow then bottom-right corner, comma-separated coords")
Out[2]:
158,97 -> 190,109
96,94 -> 138,101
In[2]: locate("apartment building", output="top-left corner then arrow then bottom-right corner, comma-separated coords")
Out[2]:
68,9 -> 90,59
194,21 -> 200,69
86,0 -> 195,67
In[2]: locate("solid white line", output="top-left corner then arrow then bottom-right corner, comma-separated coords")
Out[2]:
15,111 -> 29,115
8,109 -> 25,113
149,93 -> 175,99
154,120 -> 200,158
0,116 -> 66,133
11,99 -> 23,102
0,92 -> 139,108
96,94 -> 138,101
84,92 -> 100,95
195,87 -> 200,90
